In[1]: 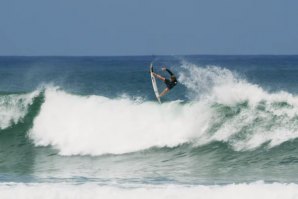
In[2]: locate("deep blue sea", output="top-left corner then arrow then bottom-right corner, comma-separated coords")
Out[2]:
1,55 -> 298,198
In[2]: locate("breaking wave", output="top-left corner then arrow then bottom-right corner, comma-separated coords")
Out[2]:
23,63 -> 298,155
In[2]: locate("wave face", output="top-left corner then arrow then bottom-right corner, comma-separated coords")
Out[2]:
26,63 -> 298,156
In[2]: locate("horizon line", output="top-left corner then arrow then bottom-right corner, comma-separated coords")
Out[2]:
0,54 -> 298,57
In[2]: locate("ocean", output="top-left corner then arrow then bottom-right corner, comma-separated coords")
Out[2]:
1,55 -> 298,198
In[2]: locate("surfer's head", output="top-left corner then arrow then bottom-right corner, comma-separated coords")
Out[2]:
170,76 -> 177,82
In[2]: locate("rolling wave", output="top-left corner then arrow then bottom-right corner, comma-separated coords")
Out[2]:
25,63 -> 298,155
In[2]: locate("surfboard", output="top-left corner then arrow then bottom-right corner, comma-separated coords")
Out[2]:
150,64 -> 161,103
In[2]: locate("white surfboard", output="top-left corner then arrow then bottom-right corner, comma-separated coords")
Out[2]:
150,64 -> 161,103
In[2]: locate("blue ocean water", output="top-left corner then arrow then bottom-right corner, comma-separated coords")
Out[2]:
1,55 -> 298,198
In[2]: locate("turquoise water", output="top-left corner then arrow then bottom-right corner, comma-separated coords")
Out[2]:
1,55 -> 298,198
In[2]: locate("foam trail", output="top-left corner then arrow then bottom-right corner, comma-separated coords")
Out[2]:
0,182 -> 298,199
0,91 -> 39,130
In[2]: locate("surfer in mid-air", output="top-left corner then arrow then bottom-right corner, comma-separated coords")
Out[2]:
151,66 -> 178,97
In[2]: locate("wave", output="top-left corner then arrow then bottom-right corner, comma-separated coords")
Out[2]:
1,62 -> 298,155
24,63 -> 298,156
0,182 -> 298,199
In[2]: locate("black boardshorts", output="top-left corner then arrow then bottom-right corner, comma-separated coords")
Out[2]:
164,79 -> 177,90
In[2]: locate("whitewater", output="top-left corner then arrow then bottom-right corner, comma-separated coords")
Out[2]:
1,182 -> 298,199
1,56 -> 298,198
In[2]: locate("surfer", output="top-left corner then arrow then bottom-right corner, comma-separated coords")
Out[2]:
151,66 -> 178,97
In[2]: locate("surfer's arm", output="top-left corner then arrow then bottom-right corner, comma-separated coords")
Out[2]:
162,67 -> 174,76
152,72 -> 166,81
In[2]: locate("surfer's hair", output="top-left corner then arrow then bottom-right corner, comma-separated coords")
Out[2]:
170,76 -> 177,82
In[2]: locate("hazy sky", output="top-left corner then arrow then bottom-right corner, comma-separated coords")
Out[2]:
0,0 -> 297,55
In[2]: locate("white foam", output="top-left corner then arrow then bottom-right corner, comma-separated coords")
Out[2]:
0,91 -> 39,130
0,182 -> 298,199
29,87 -> 210,155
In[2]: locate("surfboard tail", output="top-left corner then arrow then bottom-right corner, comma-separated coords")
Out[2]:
150,63 -> 153,72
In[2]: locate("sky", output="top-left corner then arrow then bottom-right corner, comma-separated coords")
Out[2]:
0,0 -> 297,56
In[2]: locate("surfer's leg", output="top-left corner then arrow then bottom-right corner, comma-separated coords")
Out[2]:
153,73 -> 166,81
159,88 -> 170,97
